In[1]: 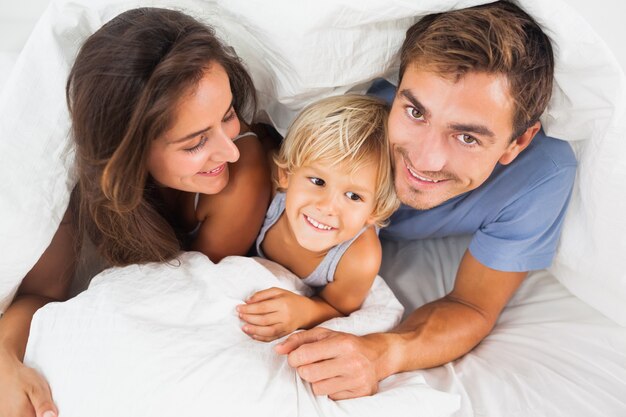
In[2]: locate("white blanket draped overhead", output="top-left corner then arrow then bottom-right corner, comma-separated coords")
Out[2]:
0,0 -> 625,416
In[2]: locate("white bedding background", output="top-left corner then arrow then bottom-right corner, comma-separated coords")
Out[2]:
1,1 -> 626,416
1,0 -> 626,323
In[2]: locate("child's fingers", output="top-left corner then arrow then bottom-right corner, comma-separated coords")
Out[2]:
237,298 -> 278,315
250,334 -> 280,342
246,287 -> 285,303
242,323 -> 284,339
240,311 -> 281,326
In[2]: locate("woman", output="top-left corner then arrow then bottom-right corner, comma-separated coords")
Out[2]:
0,8 -> 270,417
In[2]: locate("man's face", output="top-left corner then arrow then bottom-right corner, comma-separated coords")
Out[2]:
388,68 -> 528,210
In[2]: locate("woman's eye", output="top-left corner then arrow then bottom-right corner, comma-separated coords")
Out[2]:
406,106 -> 424,121
223,109 -> 237,123
184,136 -> 207,153
456,134 -> 478,146
309,177 -> 325,186
346,192 -> 362,201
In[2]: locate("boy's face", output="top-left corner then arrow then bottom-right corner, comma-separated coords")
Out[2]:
278,159 -> 377,253
388,68 -> 535,210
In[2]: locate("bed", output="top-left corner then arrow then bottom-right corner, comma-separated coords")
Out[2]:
1,0 -> 625,416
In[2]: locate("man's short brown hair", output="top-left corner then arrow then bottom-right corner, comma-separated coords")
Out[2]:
400,1 -> 554,139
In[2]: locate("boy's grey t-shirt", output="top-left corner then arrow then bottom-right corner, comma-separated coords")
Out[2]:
370,79 -> 577,272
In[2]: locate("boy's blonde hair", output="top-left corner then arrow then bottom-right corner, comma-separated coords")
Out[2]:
275,94 -> 400,227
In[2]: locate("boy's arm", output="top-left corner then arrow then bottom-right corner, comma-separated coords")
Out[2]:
317,227 -> 381,315
238,288 -> 342,342
275,249 -> 526,399
239,228 -> 381,341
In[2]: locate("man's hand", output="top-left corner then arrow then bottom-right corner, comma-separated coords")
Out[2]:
237,287 -> 311,342
274,327 -> 391,400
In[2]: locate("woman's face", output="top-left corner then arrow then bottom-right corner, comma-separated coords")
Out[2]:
147,63 -> 241,194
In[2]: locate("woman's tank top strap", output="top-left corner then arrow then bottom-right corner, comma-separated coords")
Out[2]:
194,193 -> 200,210
234,131 -> 258,142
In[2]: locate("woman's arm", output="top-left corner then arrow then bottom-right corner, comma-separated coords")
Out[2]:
0,207 -> 78,417
191,130 -> 271,262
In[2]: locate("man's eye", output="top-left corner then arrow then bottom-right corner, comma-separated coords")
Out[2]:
406,106 -> 424,120
456,134 -> 478,145
309,177 -> 325,186
346,192 -> 362,202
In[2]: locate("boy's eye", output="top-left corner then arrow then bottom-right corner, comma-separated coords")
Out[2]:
346,192 -> 362,201
309,177 -> 325,186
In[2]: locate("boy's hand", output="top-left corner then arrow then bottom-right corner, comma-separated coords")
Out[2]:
237,287 -> 310,342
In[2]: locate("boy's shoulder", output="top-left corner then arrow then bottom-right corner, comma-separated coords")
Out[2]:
335,227 -> 381,281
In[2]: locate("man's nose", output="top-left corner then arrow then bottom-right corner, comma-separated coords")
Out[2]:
410,131 -> 447,172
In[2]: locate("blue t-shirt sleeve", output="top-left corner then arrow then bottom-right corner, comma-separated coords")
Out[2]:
468,164 -> 576,272
367,78 -> 396,104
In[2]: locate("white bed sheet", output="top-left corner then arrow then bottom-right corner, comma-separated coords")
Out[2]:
24,238 -> 626,417
380,236 -> 626,417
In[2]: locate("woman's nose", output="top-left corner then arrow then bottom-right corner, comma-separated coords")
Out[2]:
210,129 -> 240,163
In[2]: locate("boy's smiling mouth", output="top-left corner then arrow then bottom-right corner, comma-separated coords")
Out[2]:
304,214 -> 336,231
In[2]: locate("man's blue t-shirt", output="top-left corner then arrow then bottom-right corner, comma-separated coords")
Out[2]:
370,79 -> 577,272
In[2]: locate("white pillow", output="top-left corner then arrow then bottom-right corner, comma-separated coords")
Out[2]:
1,0 -> 625,326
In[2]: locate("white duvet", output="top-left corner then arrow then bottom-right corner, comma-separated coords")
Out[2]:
24,253 -> 459,417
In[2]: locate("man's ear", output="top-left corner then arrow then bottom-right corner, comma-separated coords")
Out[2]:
499,121 -> 541,165
277,166 -> 290,189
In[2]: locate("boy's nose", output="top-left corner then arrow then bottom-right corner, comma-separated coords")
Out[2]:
316,192 -> 339,215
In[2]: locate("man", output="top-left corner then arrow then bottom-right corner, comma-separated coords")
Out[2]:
275,1 -> 577,400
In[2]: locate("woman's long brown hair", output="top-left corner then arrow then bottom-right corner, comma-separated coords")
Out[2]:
67,7 -> 256,266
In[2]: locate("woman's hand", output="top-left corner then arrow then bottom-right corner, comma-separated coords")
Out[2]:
0,349 -> 57,417
237,287 -> 311,342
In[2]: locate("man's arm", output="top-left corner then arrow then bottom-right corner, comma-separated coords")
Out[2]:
381,249 -> 526,371
276,249 -> 526,399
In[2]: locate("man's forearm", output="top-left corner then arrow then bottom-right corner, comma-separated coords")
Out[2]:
0,295 -> 52,361
370,296 -> 496,378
